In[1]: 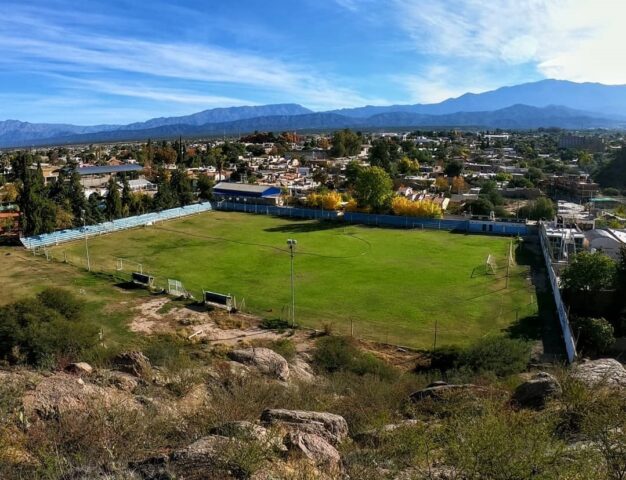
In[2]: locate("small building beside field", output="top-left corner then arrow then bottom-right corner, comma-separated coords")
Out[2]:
213,182 -> 282,205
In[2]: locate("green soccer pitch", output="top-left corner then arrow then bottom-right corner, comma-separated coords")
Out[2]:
52,210 -> 538,348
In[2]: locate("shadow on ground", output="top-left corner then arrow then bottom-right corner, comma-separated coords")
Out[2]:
504,237 -> 566,362
264,220 -> 346,234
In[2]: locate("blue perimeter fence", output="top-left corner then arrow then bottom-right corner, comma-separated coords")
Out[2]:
539,223 -> 577,363
20,202 -> 214,249
214,201 -> 529,236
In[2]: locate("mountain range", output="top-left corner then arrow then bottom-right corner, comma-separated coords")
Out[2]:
1,80 -> 625,148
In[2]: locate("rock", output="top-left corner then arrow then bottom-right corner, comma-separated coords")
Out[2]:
22,372 -> 142,420
228,348 -> 290,381
132,435 -> 242,480
64,362 -> 93,376
410,383 -> 493,402
289,357 -> 316,382
260,409 -> 348,445
571,359 -> 626,389
355,419 -> 423,446
108,371 -> 140,392
113,351 -> 152,378
284,431 -> 341,468
512,372 -> 562,408
209,421 -> 270,441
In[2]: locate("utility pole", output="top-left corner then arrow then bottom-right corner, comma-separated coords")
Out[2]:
82,209 -> 91,272
287,239 -> 297,327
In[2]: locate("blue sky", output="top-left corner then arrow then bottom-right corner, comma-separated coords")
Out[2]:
0,0 -> 624,124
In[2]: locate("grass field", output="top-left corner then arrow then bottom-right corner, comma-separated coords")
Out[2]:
0,246 -> 148,352
49,211 -> 538,348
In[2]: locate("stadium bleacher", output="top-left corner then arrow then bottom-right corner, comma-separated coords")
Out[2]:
20,202 -> 213,249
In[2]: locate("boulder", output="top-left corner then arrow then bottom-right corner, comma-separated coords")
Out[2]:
571,359 -> 626,389
113,351 -> 152,378
108,371 -> 140,392
209,421 -> 270,442
289,357 -> 316,382
131,435 -> 241,480
22,373 -> 142,420
284,431 -> 341,468
260,409 -> 348,445
228,348 -> 290,381
410,383 -> 493,402
64,362 -> 93,376
512,372 -> 562,408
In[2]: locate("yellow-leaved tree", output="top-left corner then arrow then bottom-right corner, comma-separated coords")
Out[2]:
391,196 -> 443,219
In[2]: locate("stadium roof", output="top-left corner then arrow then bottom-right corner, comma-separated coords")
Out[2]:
77,165 -> 143,176
214,182 -> 281,197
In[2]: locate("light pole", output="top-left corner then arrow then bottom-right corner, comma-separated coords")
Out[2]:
287,239 -> 297,327
82,209 -> 91,272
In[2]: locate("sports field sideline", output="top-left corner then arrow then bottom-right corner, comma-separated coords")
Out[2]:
51,210 -> 538,348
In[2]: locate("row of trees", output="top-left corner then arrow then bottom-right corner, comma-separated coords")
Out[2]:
11,151 -> 214,236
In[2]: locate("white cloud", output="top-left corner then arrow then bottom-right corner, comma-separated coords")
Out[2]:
393,0 -> 626,85
0,6 -> 389,113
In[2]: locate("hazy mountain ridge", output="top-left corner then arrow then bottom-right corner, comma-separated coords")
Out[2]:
2,80 -> 626,147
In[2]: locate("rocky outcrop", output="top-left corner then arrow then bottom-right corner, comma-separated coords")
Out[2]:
284,431 -> 341,468
228,348 -> 290,381
64,362 -> 93,376
260,409 -> 348,445
22,373 -> 141,420
113,351 -> 152,378
512,372 -> 562,408
410,382 -> 494,402
209,421 -> 271,442
289,357 -> 316,382
571,359 -> 626,388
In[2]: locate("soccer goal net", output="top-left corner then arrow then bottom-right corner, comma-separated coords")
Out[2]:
486,254 -> 498,275
168,279 -> 191,298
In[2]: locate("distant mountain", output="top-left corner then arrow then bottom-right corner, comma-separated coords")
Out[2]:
331,80 -> 626,117
122,103 -> 312,130
7,105 -> 620,147
0,120 -> 120,145
0,104 -> 312,147
2,80 -> 626,147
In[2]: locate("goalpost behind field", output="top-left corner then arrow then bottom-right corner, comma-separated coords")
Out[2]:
486,254 -> 498,275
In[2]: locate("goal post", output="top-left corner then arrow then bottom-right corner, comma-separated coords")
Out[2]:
486,254 -> 498,275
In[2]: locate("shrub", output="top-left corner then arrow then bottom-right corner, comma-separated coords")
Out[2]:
269,338 -> 296,361
0,289 -> 98,367
144,334 -> 192,372
429,345 -> 463,373
313,336 -> 396,380
571,317 -> 615,355
260,318 -> 291,330
460,336 -> 531,377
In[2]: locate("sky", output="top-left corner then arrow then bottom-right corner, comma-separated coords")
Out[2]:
1,0 -> 625,124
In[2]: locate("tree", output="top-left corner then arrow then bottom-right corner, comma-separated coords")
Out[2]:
344,161 -> 363,188
444,159 -> 463,177
68,170 -> 86,226
517,197 -> 555,220
170,167 -> 193,206
561,252 -> 617,295
12,153 -> 56,235
354,166 -> 393,212
467,197 -> 494,216
197,174 -> 214,201
153,179 -> 177,211
572,317 -> 615,355
398,156 -> 420,175
330,129 -> 361,157
451,176 -> 466,194
105,177 -> 122,220
434,176 -> 449,192
121,175 -> 132,216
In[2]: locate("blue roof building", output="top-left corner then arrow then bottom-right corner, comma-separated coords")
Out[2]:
213,182 -> 282,205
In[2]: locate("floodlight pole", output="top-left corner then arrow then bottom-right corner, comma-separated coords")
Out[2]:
287,239 -> 297,327
82,209 -> 91,272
